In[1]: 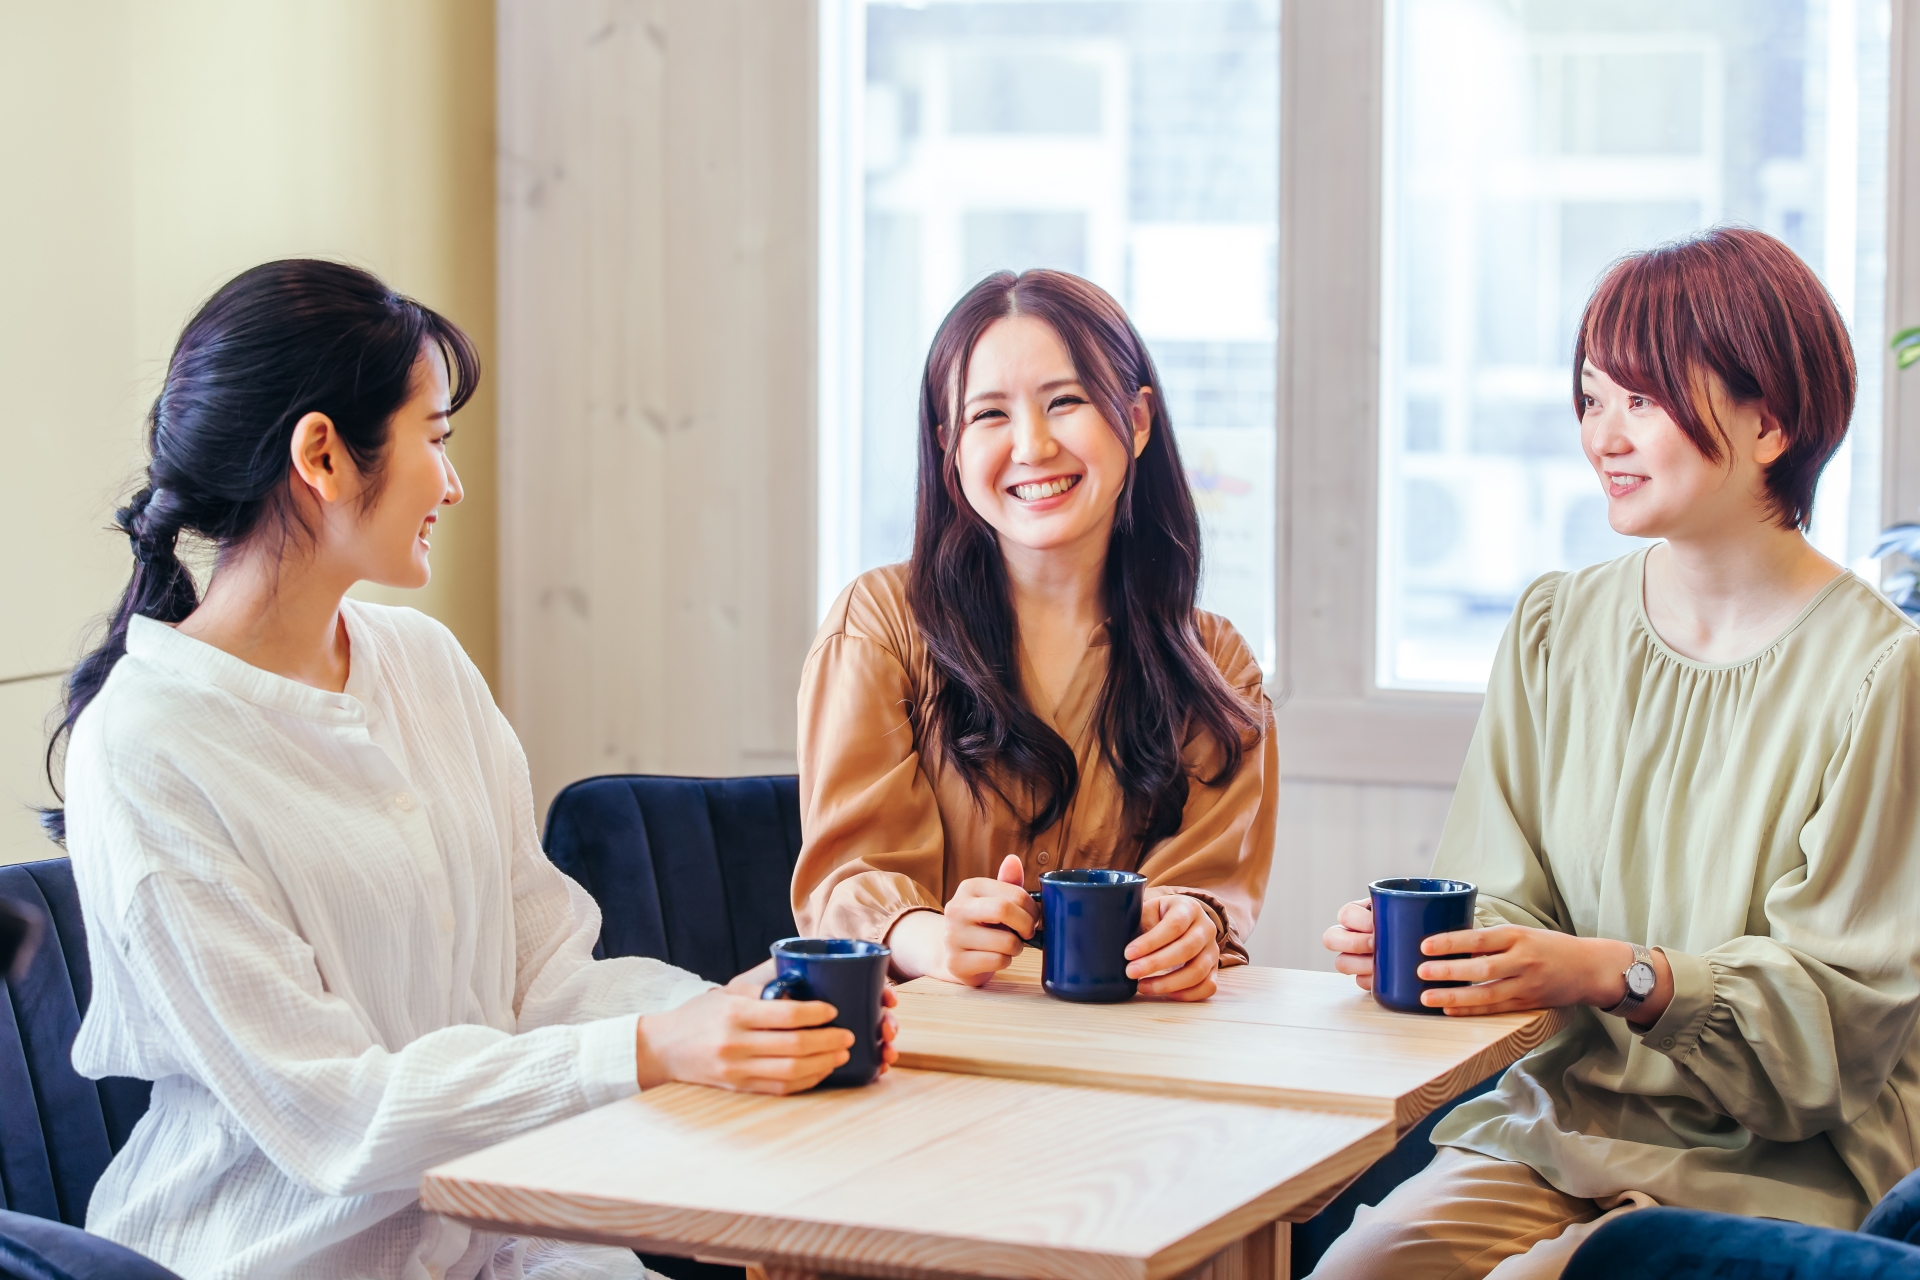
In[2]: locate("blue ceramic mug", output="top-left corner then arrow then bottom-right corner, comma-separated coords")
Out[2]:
1369,877 -> 1477,1015
1039,869 -> 1146,1003
760,938 -> 889,1087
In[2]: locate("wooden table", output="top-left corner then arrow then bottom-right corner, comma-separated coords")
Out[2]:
423,954 -> 1563,1280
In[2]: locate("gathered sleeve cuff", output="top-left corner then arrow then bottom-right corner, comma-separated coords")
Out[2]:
793,604 -> 951,947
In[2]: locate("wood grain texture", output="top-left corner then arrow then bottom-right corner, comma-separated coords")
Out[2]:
423,1068 -> 1389,1280
895,951 -> 1563,1136
497,0 -> 817,818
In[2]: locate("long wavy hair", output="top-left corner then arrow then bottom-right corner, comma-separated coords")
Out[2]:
906,269 -> 1262,856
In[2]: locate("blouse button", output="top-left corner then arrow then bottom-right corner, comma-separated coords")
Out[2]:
1660,1037 -> 1675,1049
1037,850 -> 1052,866
394,792 -> 415,812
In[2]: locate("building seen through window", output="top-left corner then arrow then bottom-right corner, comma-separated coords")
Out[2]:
1379,0 -> 1890,689
828,0 -> 1280,674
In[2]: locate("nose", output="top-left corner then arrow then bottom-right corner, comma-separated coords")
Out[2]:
443,455 -> 465,507
1010,402 -> 1059,467
1584,402 -> 1629,459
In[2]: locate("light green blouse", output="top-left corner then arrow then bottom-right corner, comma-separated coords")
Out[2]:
1430,549 -> 1920,1228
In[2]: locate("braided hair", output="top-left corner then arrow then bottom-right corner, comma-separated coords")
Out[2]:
41,260 -> 479,843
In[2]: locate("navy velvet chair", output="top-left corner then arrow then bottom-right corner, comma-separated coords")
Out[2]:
543,773 -> 807,1280
0,858 -> 181,1280
542,773 -> 805,984
1564,1168 -> 1920,1279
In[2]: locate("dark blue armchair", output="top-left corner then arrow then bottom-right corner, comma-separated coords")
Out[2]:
542,773 -> 805,984
1564,1169 -> 1920,1279
0,858 -> 179,1280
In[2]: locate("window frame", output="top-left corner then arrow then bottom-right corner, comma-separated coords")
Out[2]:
1275,0 -> 1920,787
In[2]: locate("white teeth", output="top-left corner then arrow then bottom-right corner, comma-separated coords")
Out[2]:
1012,476 -> 1079,501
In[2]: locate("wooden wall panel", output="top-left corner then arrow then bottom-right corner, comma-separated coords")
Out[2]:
1244,779 -> 1455,971
499,1 -> 817,817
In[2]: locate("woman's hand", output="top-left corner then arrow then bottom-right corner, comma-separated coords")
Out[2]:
1322,899 -> 1376,990
885,854 -> 1037,986
720,959 -> 903,1074
1416,927 -> 1669,1022
635,979 -> 858,1094
1127,891 -> 1220,1000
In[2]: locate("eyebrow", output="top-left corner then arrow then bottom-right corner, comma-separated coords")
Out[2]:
426,408 -> 453,420
962,377 -> 1084,410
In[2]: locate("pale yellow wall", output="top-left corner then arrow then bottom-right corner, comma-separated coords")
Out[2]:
0,1 -> 496,865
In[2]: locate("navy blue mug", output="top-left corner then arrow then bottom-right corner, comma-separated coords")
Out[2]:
1369,877 -> 1477,1015
760,938 -> 889,1087
1039,869 -> 1146,1003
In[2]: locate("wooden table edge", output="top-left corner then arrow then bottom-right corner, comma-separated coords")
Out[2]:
421,1114 -> 1398,1280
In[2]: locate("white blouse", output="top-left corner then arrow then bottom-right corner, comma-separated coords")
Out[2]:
64,600 -> 712,1280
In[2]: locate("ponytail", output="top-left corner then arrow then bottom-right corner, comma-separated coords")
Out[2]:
41,260 -> 480,844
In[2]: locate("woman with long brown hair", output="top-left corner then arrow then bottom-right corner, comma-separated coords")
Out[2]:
793,269 -> 1276,1000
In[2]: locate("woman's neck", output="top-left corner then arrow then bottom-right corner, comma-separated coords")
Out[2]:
1643,518 -> 1841,664
174,545 -> 356,692
999,524 -> 1110,640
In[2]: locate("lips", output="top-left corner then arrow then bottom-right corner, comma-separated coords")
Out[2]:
1607,473 -> 1648,497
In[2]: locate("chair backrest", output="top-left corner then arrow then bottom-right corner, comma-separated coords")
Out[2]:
0,859 -> 150,1227
542,774 -> 804,985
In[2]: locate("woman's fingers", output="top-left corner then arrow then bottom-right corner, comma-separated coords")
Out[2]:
949,923 -> 1027,957
950,883 -> 1038,937
1331,951 -> 1376,978
1127,919 -> 1209,980
1421,926 -> 1514,957
739,996 -> 840,1029
1125,897 -> 1194,961
1323,924 -> 1375,955
1336,899 -> 1375,933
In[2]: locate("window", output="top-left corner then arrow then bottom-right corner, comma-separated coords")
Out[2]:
818,0 -> 1282,673
1376,0 -> 1892,690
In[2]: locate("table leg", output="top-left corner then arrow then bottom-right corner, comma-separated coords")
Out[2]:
1178,1221 -> 1288,1280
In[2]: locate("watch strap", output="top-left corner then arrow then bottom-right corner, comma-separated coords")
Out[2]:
1602,942 -> 1656,1019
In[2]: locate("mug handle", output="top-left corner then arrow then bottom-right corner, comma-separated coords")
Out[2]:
1026,889 -> 1045,950
761,972 -> 809,1001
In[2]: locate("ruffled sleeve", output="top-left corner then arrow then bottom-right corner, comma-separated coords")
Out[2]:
1637,633 -> 1920,1146
1432,572 -> 1569,932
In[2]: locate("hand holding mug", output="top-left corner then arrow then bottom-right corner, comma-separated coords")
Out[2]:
634,977 -> 854,1094
887,854 -> 1037,986
1322,898 -> 1377,990
1414,926 -> 1672,1022
1126,891 -> 1220,1000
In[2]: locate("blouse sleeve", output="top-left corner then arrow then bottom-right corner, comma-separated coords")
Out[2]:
1431,574 -> 1572,933
792,627 -> 947,944
1637,633 -> 1920,1143
488,701 -> 714,1029
1132,629 -> 1278,966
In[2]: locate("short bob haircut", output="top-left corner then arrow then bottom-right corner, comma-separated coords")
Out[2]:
1574,226 -> 1854,531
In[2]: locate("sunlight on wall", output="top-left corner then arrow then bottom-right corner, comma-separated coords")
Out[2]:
0,0 -> 496,864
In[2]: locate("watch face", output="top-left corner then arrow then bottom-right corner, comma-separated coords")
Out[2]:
1627,962 -> 1657,999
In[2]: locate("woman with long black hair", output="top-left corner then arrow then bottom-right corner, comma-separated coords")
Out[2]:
51,260 -> 883,1280
793,269 -> 1277,999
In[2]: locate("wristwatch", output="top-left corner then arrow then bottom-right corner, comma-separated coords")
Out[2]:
1603,942 -> 1658,1020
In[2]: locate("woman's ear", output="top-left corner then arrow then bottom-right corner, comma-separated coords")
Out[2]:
1131,387 -> 1154,459
289,411 -> 349,505
1752,409 -> 1789,467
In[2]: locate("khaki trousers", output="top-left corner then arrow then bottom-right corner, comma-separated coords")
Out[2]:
1305,1147 -> 1658,1280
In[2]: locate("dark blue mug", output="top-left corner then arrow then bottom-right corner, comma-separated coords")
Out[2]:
1039,869 -> 1146,1003
1369,877 -> 1477,1015
760,937 -> 889,1087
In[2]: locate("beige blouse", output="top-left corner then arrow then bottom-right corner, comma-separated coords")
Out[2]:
1431,550 -> 1920,1228
793,564 -> 1277,966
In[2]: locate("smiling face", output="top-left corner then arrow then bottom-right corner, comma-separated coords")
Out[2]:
1579,359 -> 1783,542
353,347 -> 464,588
953,314 -> 1149,562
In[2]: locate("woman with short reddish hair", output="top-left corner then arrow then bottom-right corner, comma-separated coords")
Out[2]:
1316,227 -> 1920,1278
